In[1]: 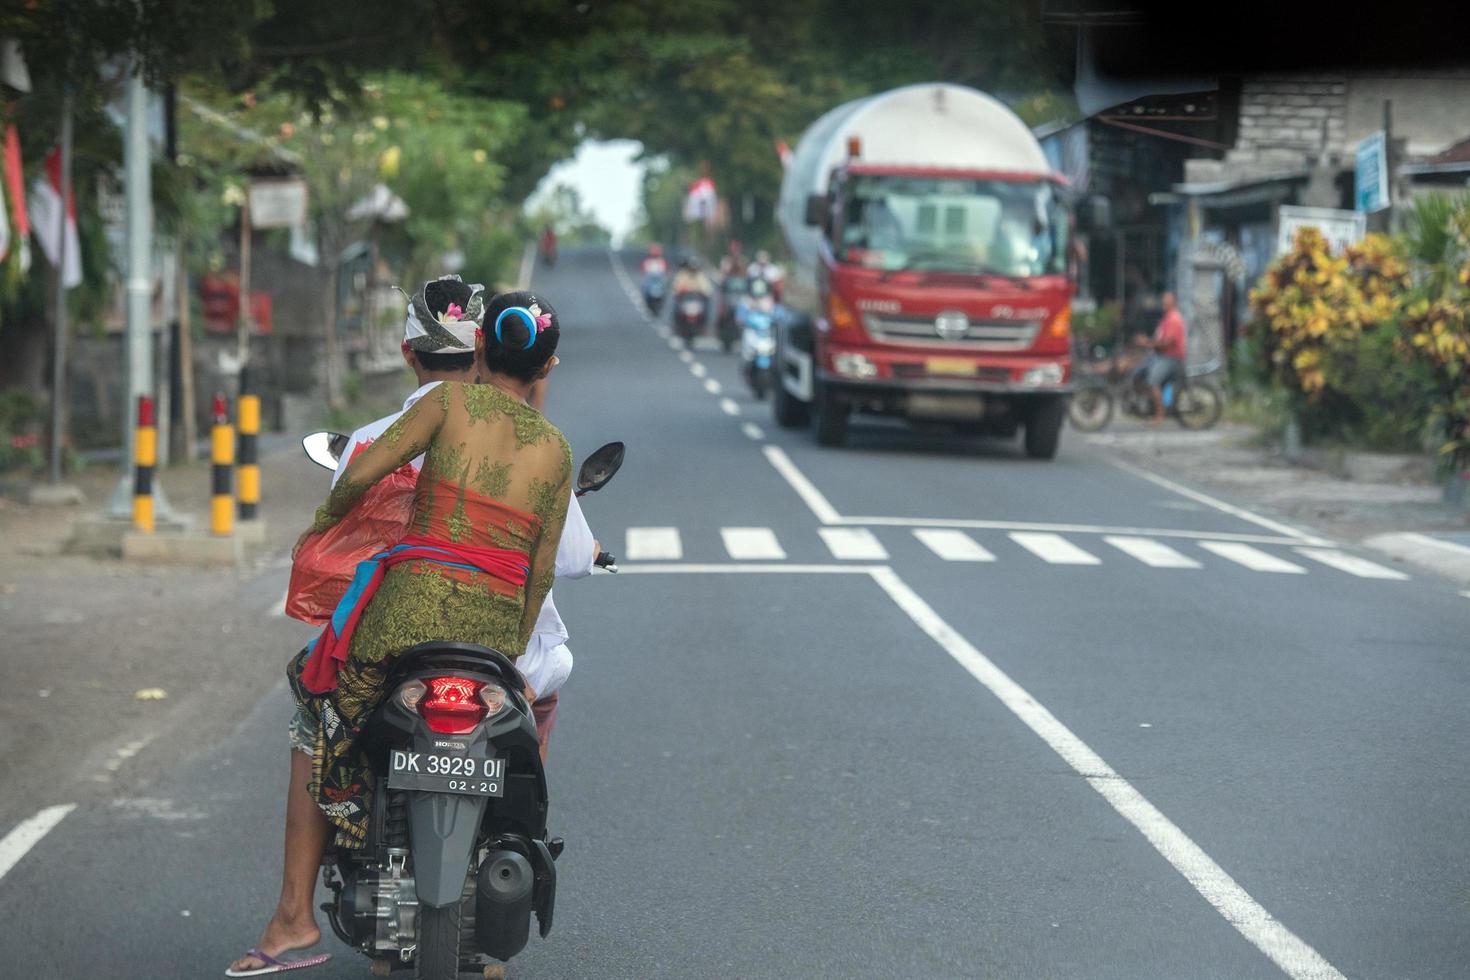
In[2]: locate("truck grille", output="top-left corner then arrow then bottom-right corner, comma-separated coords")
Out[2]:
864,314 -> 1041,350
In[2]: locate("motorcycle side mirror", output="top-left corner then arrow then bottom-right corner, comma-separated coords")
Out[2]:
576,441 -> 625,495
804,193 -> 828,228
303,431 -> 350,470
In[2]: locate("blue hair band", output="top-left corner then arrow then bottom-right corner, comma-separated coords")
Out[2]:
494,307 -> 539,350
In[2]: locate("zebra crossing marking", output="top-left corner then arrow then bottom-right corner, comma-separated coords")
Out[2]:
913,529 -> 996,562
626,527 -> 683,561
1199,542 -> 1306,574
721,527 -> 787,560
1009,532 -> 1102,565
1294,548 -> 1408,580
819,527 -> 889,560
1104,535 -> 1202,569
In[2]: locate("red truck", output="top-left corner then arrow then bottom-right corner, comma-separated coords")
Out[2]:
773,83 -> 1074,458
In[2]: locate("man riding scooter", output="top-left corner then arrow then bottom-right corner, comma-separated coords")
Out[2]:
671,255 -> 714,345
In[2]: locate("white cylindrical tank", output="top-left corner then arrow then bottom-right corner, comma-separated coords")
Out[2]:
777,83 -> 1053,272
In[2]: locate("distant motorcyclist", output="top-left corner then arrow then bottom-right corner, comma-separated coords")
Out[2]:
672,255 -> 713,297
746,249 -> 785,301
641,242 -> 668,277
641,244 -> 670,316
539,225 -> 558,267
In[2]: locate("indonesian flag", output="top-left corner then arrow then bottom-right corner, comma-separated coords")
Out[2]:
29,144 -> 80,289
775,139 -> 792,170
683,175 -> 718,225
1,124 -> 28,268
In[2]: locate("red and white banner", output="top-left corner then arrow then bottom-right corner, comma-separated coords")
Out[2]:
683,175 -> 718,225
774,139 -> 792,170
1,124 -> 28,268
28,144 -> 79,288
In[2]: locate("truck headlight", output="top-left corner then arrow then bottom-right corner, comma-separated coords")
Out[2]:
833,352 -> 879,379
1019,363 -> 1064,387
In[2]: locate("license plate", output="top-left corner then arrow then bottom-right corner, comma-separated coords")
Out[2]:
681,302 -> 702,315
908,393 -> 984,420
926,357 -> 975,377
388,749 -> 505,798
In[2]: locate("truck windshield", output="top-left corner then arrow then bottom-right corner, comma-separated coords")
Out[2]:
837,175 -> 1068,278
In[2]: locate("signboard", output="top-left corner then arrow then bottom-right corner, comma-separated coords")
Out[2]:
1355,131 -> 1389,213
248,178 -> 309,229
1276,205 -> 1367,256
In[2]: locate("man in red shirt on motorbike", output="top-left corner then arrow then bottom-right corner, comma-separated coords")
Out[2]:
1132,291 -> 1187,424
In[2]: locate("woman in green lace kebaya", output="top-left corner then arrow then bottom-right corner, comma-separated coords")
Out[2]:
229,287 -> 570,977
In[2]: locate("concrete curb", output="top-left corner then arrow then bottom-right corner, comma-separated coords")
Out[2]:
1363,533 -> 1470,589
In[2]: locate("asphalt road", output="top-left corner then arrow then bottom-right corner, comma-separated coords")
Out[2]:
4,248 -> 1469,980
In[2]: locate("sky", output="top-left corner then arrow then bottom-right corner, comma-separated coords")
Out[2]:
527,139 -> 646,244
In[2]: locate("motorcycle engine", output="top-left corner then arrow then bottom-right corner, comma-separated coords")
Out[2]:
334,849 -> 419,955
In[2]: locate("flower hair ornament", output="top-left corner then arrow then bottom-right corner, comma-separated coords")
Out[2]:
398,275 -> 486,354
494,302 -> 552,350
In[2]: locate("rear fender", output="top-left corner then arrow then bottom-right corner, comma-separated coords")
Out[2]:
410,791 -> 489,908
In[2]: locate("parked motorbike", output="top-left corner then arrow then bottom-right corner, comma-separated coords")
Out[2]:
299,433 -> 624,979
1067,353 -> 1224,432
643,271 -> 668,317
739,302 -> 776,400
672,290 -> 711,345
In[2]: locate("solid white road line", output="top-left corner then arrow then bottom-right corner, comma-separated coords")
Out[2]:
1109,458 -> 1329,545
762,446 -> 842,525
1105,535 -> 1202,569
719,398 -> 741,416
1199,542 -> 1306,574
913,528 -> 996,562
625,527 -> 683,561
741,423 -> 766,441
1295,548 -> 1410,581
617,563 -> 881,575
819,527 -> 889,560
703,378 -> 722,395
1009,532 -> 1102,565
845,514 -> 1311,546
690,362 -> 707,378
867,567 -> 1346,980
721,527 -> 787,560
1399,532 -> 1470,558
0,804 -> 77,884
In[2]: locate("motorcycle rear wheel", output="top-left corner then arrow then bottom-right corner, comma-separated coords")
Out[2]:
1173,382 -> 1223,430
416,904 -> 463,980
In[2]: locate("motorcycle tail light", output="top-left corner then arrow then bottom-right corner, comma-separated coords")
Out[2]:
419,676 -> 488,734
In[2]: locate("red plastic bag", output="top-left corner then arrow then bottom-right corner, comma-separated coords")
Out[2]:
286,462 -> 417,625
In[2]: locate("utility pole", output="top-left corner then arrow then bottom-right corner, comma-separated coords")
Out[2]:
108,62 -> 171,519
46,91 -> 72,486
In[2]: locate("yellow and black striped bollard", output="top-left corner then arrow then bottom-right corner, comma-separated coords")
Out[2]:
237,380 -> 261,522
132,395 -> 156,532
210,393 -> 234,537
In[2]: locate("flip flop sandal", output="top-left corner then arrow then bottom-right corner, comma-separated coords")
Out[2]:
224,947 -> 332,977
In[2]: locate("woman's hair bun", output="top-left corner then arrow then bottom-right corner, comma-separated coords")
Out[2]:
482,290 -> 560,382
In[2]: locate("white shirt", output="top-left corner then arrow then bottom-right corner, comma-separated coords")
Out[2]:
331,381 -> 593,697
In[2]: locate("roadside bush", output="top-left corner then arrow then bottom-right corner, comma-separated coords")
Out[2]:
1247,227 -> 1410,443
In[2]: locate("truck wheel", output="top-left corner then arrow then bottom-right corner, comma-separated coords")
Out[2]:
1023,398 -> 1066,460
813,384 -> 849,447
416,904 -> 463,980
772,373 -> 811,428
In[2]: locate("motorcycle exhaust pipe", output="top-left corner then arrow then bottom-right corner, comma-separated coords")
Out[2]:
475,849 -> 534,960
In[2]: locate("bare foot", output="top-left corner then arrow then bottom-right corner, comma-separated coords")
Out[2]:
229,914 -> 321,973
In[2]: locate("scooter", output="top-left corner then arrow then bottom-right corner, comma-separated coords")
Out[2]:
671,290 -> 710,345
299,433 -> 622,979
642,271 -> 668,317
739,304 -> 776,400
716,275 -> 748,354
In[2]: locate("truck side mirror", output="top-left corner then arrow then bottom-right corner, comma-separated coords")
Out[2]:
804,194 -> 828,228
